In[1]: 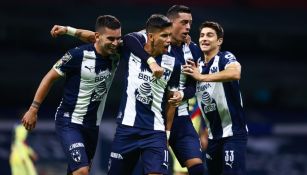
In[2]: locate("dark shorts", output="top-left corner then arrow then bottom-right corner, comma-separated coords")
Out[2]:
169,115 -> 203,167
108,125 -> 169,175
206,135 -> 247,175
55,116 -> 99,174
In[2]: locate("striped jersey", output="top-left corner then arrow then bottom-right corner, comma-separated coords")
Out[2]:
123,31 -> 202,118
116,32 -> 181,131
53,44 -> 119,127
195,51 -> 248,140
170,42 -> 202,117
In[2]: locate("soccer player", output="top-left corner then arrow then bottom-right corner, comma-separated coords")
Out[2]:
21,15 -> 122,175
183,21 -> 248,175
164,5 -> 205,175
107,14 -> 182,175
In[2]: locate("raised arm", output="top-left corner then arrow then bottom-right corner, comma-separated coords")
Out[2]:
21,69 -> 61,130
50,25 -> 95,43
124,32 -> 164,78
183,60 -> 241,82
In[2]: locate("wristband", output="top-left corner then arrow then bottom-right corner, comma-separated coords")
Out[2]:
147,57 -> 156,65
166,130 -> 171,140
31,101 -> 41,109
66,26 -> 77,36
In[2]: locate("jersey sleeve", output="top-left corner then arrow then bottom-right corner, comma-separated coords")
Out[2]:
123,32 -> 150,61
53,48 -> 82,76
220,51 -> 239,70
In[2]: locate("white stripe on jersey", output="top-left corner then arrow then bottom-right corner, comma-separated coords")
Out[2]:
71,50 -> 113,125
122,53 -> 140,126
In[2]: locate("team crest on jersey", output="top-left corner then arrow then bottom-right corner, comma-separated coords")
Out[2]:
71,149 -> 81,162
135,83 -> 153,105
201,92 -> 217,113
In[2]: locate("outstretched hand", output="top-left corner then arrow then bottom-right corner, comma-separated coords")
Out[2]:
50,25 -> 67,38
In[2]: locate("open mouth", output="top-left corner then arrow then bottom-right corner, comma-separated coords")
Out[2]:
200,42 -> 210,47
163,45 -> 169,52
182,32 -> 189,38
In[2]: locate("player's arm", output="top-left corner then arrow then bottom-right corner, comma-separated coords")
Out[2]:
123,32 -> 164,78
165,59 -> 183,140
165,91 -> 179,142
183,59 -> 241,82
50,25 -> 95,43
21,69 -> 61,130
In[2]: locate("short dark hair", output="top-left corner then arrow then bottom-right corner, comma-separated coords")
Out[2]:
95,15 -> 121,31
199,21 -> 224,39
166,5 -> 191,20
145,14 -> 172,33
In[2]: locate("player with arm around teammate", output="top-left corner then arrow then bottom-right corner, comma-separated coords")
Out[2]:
21,15 -> 122,175
183,21 -> 248,175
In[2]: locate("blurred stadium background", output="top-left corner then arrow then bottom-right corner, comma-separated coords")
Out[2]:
1,0 -> 307,174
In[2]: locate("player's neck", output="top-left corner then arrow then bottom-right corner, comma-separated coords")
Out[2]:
204,49 -> 219,63
144,43 -> 159,57
94,43 -> 109,57
171,38 -> 182,47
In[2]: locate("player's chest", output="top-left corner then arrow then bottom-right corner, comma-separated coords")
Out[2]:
80,59 -> 112,83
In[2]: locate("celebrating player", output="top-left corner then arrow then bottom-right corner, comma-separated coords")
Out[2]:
21,15 -> 121,175
183,21 -> 248,175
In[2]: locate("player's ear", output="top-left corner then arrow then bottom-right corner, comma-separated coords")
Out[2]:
148,33 -> 154,42
217,38 -> 223,46
95,32 -> 100,42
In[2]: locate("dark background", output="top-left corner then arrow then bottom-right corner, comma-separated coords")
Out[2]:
1,0 -> 307,174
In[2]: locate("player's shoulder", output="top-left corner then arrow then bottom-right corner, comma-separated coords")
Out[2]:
125,31 -> 146,40
188,41 -> 199,49
68,44 -> 96,60
219,51 -> 237,61
218,51 -> 240,67
188,41 -> 203,61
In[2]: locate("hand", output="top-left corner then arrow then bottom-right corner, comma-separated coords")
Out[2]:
184,34 -> 191,45
50,25 -> 67,38
182,60 -> 202,81
168,91 -> 183,107
21,107 -> 38,130
149,62 -> 164,78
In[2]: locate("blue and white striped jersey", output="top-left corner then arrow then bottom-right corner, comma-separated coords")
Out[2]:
53,44 -> 119,127
116,32 -> 181,131
123,31 -> 202,118
170,42 -> 202,117
195,51 -> 248,140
